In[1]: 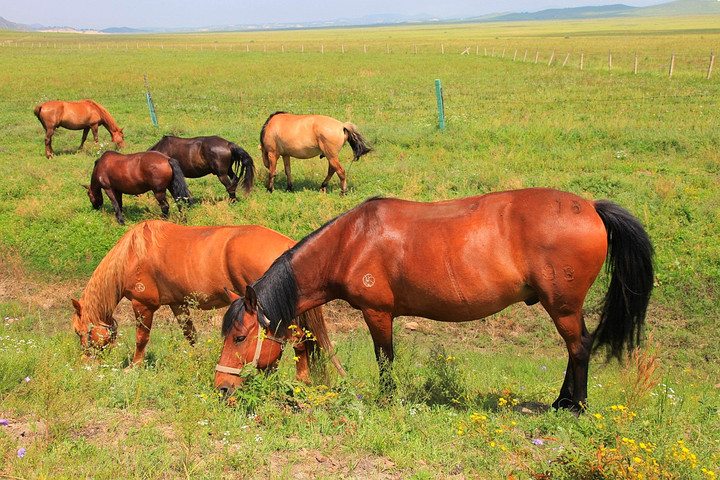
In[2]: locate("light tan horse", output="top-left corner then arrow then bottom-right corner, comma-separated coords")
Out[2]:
34,99 -> 125,158
70,220 -> 344,382
259,112 -> 372,195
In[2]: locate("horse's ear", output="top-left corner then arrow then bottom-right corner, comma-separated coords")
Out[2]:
71,298 -> 82,315
223,286 -> 242,303
244,286 -> 258,314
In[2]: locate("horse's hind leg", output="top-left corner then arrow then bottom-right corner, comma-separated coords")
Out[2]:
549,309 -> 593,412
265,152 -> 279,192
129,301 -> 157,367
216,173 -> 237,202
282,155 -> 294,192
44,127 -> 55,158
154,191 -> 170,218
321,157 -> 346,195
170,304 -> 197,346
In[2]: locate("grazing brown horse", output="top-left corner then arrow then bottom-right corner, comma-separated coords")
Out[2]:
216,188 -> 654,411
84,151 -> 191,226
34,99 -> 125,158
259,112 -> 372,194
70,220 -> 344,381
149,135 -> 255,202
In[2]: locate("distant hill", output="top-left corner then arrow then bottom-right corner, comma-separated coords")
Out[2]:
0,16 -> 32,31
2,0 -> 720,33
486,4 -> 636,22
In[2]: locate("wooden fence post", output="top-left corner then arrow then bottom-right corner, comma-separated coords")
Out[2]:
562,53 -> 569,67
548,49 -> 555,66
580,50 -> 584,70
669,52 -> 675,77
523,49 -> 527,62
608,50 -> 612,70
534,48 -> 539,64
634,51 -> 638,74
513,49 -> 517,61
502,47 -> 506,58
708,50 -> 715,80
441,44 -> 444,54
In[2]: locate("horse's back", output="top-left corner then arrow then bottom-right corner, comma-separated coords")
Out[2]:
263,113 -> 344,158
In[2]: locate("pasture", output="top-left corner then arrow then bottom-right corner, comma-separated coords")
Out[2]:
1,15 -> 720,479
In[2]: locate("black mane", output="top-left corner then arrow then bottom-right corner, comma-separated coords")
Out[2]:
259,111 -> 287,147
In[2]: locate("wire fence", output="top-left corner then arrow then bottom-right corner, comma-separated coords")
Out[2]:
3,38 -> 718,79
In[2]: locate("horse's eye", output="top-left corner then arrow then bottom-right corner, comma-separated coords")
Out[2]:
234,335 -> 246,344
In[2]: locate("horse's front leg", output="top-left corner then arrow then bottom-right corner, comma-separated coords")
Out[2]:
91,125 -> 100,143
80,128 -> 90,149
169,304 -> 197,346
266,152 -> 278,192
292,341 -> 312,385
363,308 -> 395,396
282,155 -> 293,192
104,188 -> 125,225
128,301 -> 157,368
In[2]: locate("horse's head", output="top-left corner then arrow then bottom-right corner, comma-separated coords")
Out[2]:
215,287 -> 286,396
82,184 -> 103,209
112,128 -> 125,150
71,298 -> 117,355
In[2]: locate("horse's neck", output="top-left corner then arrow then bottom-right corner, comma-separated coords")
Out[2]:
290,236 -> 341,312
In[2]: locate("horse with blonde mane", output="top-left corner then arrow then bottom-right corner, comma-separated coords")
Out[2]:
34,99 -> 125,158
70,220 -> 344,382
259,112 -> 372,195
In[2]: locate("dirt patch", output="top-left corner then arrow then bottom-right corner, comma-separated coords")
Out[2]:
268,448 -> 401,479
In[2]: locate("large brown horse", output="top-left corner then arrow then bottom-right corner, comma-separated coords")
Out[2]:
70,220 -> 344,381
215,188 -> 654,411
34,99 -> 125,158
259,112 -> 372,195
84,151 -> 191,226
149,135 -> 255,202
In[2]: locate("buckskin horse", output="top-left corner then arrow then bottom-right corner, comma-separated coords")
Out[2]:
84,151 -> 191,226
215,188 -> 654,411
149,135 -> 255,202
34,99 -> 125,158
70,220 -> 344,381
259,112 -> 372,195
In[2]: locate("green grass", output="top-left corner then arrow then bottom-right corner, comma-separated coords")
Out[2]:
1,16 -> 720,479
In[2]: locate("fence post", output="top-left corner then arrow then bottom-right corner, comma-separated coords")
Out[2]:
143,75 -> 159,128
534,48 -> 539,64
708,50 -> 715,80
608,50 -> 612,70
634,51 -> 638,74
523,49 -> 527,62
513,49 -> 517,61
502,47 -> 506,58
580,50 -> 584,70
562,53 -> 569,67
435,79 -> 445,131
548,49 -> 555,66
669,52 -> 675,77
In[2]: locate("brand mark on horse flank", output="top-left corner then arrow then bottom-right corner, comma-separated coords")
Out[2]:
563,266 -> 575,281
135,282 -> 146,292
362,273 -> 376,288
543,264 -> 556,280
571,200 -> 582,214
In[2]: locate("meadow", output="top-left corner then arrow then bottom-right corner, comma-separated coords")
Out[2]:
1,15 -> 720,479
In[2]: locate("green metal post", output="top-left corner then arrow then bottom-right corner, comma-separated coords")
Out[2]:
144,74 -> 159,128
435,79 -> 445,131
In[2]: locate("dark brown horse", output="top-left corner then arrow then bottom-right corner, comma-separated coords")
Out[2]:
149,135 -> 255,202
259,112 -> 372,195
215,188 -> 654,411
34,99 -> 125,158
84,151 -> 191,226
70,220 -> 344,381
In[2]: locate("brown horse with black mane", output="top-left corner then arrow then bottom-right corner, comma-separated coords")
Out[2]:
34,99 -> 125,158
215,188 -> 654,411
149,135 -> 255,202
259,112 -> 372,195
84,151 -> 191,226
70,220 -> 344,381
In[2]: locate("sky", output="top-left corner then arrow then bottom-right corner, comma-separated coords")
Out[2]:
1,0 -> 667,30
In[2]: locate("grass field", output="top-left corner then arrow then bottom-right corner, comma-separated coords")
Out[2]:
1,15 -> 720,479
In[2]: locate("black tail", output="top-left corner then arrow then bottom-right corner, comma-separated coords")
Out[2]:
229,143 -> 256,195
592,200 -> 654,359
167,158 -> 192,203
343,122 -> 372,161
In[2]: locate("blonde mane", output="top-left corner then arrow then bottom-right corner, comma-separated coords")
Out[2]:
73,221 -> 167,332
